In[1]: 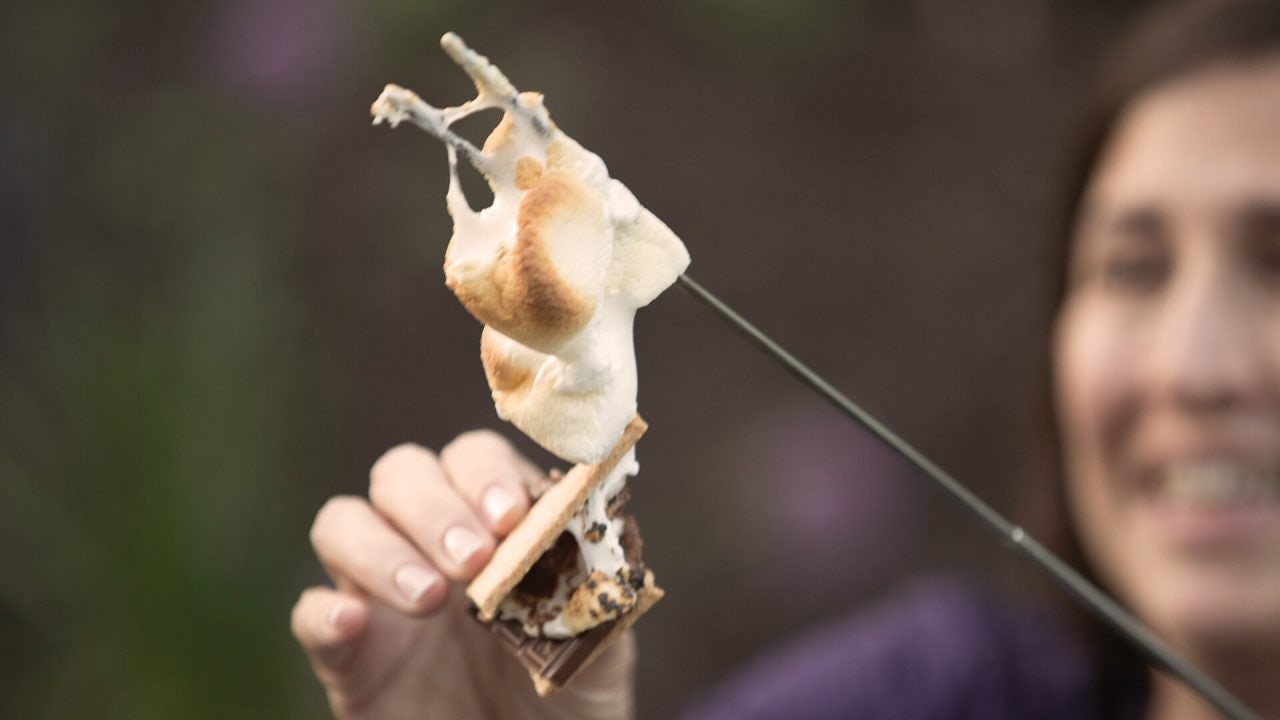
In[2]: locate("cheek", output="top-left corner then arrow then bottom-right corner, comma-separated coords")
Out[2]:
1055,300 -> 1138,471
1054,300 -> 1145,578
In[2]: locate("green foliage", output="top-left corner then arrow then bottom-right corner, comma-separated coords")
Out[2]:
0,58 -> 325,720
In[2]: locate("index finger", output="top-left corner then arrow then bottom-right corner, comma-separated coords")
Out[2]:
439,430 -> 539,535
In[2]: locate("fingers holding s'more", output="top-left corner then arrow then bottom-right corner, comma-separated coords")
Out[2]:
369,443 -> 497,581
439,429 -> 537,535
309,495 -> 448,615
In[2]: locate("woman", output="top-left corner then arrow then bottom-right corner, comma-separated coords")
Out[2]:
291,0 -> 1280,717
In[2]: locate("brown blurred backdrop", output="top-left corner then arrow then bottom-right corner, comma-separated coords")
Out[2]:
1,1 -> 1141,717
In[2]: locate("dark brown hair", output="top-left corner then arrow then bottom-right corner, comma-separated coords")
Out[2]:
1019,0 -> 1280,698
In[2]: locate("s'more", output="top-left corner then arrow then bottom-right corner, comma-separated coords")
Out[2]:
371,33 -> 690,695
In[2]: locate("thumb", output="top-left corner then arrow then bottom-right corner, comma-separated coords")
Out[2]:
291,587 -> 370,679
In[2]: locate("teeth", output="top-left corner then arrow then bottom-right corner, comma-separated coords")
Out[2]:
1162,463 -> 1280,507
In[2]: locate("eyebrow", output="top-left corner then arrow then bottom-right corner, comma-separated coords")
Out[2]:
1077,202 -> 1165,241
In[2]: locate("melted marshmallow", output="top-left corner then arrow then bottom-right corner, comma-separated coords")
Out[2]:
494,449 -> 640,638
371,33 -> 690,464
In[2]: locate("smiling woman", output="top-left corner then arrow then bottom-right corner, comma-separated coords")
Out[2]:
1055,45 -> 1280,720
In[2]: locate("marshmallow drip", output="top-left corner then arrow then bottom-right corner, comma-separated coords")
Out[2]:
495,449 -> 642,638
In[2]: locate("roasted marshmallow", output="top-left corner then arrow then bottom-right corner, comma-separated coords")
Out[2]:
371,34 -> 690,464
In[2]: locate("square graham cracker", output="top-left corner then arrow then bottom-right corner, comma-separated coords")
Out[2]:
466,416 -> 650,620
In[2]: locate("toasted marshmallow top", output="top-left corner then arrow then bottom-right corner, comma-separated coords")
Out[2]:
371,34 -> 690,464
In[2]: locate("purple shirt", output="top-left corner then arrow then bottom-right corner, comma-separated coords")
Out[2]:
681,579 -> 1148,720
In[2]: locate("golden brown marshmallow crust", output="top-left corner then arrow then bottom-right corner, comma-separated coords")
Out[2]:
445,169 -> 604,351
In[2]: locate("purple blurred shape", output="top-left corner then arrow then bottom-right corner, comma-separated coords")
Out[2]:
739,398 -> 918,589
208,0 -> 344,103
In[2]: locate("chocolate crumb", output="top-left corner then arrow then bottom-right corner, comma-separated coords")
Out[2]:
583,521 -> 608,543
597,592 -> 625,615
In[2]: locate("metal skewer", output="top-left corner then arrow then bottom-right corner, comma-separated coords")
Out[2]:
675,273 -> 1258,720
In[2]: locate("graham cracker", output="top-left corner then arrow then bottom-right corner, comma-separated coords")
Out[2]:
466,415 -> 648,619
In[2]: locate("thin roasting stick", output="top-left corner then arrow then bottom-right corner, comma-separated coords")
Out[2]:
675,273 -> 1259,720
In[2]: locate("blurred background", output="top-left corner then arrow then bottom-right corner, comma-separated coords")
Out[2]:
1,0 -> 1144,717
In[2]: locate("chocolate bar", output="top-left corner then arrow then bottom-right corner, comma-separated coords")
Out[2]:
472,610 -> 617,691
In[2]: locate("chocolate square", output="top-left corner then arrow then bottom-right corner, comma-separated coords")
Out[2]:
472,610 -> 616,689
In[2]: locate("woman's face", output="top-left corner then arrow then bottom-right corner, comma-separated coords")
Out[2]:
1055,55 -> 1280,656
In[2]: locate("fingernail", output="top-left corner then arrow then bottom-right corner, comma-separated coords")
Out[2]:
481,485 -> 518,526
328,601 -> 352,629
443,526 -> 488,565
394,564 -> 440,605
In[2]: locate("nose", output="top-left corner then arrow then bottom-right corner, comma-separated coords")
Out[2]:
1147,264 -> 1268,413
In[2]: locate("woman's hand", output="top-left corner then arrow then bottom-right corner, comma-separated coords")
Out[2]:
291,430 -> 636,720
